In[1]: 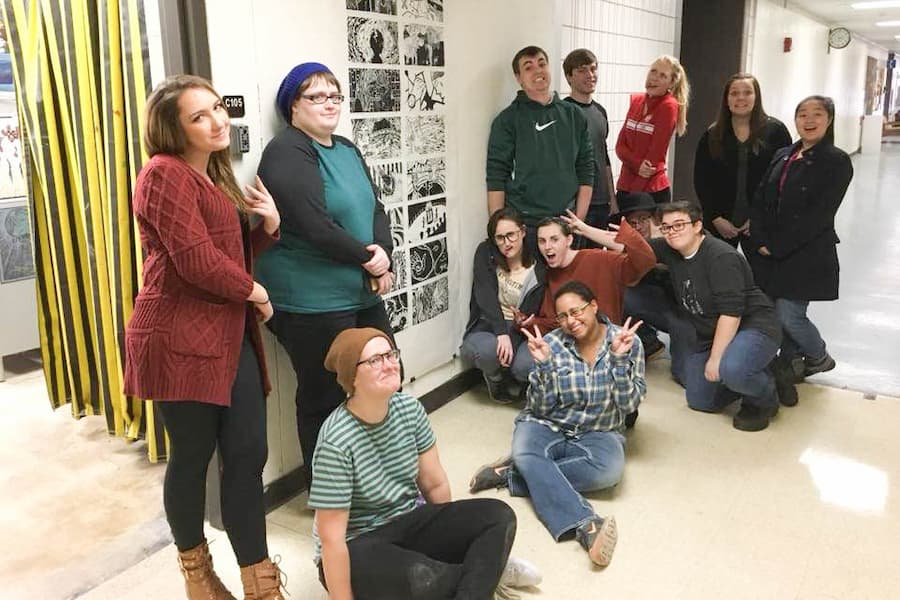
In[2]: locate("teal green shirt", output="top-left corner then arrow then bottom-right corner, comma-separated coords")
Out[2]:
309,392 -> 437,562
257,139 -> 379,313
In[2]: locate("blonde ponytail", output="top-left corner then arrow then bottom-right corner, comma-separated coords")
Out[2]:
654,55 -> 691,137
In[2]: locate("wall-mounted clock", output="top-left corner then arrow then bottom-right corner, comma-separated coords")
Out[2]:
828,27 -> 851,50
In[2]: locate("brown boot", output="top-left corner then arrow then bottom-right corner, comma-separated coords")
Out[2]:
177,541 -> 237,600
240,557 -> 286,599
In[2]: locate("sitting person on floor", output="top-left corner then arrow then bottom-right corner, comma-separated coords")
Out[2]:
470,281 -> 645,569
461,207 -> 545,403
651,201 -> 797,432
562,192 -> 697,386
311,327 -> 540,600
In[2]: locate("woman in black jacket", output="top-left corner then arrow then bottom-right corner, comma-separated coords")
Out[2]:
694,73 -> 792,251
461,207 -> 546,402
749,95 -> 853,382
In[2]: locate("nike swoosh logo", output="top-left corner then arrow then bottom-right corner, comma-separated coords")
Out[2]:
535,120 -> 556,132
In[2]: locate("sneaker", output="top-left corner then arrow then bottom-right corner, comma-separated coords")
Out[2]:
804,353 -> 836,377
624,409 -> 639,429
484,373 -> 513,404
500,555 -> 542,588
732,402 -> 776,432
575,516 -> 618,567
469,456 -> 512,493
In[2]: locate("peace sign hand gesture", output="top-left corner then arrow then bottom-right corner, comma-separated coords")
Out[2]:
521,324 -> 551,363
611,317 -> 643,357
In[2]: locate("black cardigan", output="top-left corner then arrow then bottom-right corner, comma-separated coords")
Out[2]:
748,140 -> 853,301
694,118 -> 792,234
464,240 -> 546,338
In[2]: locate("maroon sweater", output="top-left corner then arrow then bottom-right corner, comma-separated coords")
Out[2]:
535,220 -> 655,332
124,154 -> 277,406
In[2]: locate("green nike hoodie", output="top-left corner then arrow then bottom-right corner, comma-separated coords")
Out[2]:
486,91 -> 594,225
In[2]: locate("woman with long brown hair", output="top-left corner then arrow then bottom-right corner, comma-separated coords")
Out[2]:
124,74 -> 285,599
694,73 -> 791,248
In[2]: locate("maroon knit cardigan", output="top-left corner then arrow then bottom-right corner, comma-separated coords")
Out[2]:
124,154 -> 278,406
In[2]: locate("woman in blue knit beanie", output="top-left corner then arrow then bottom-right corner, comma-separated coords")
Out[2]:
255,63 -> 397,489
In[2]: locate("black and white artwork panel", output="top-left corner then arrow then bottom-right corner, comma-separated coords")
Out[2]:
399,0 -> 443,22
348,17 -> 400,65
409,236 -> 448,284
407,197 -> 446,242
369,161 -> 403,205
347,0 -> 396,15
352,117 -> 401,160
349,68 -> 401,113
412,276 -> 449,325
405,157 -> 445,201
388,205 -> 405,248
385,292 -> 409,333
401,24 -> 444,66
404,115 -> 445,156
391,248 -> 408,293
403,70 -> 444,113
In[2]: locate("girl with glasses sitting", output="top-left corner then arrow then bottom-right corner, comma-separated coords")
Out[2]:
461,207 -> 546,403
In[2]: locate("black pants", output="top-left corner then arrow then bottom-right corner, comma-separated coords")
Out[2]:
319,499 -> 516,600
616,187 -> 671,205
269,302 -> 395,484
157,336 -> 269,567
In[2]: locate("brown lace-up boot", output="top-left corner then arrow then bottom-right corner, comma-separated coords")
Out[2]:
240,557 -> 286,599
177,541 -> 237,599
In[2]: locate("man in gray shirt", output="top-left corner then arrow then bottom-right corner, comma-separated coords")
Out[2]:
563,49 -> 617,234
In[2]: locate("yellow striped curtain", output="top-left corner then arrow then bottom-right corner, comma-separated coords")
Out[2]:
2,0 -> 167,461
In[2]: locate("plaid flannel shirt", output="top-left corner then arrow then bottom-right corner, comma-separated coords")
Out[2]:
519,320 -> 646,435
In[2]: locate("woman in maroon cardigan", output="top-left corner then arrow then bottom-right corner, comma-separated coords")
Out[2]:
124,75 -> 284,600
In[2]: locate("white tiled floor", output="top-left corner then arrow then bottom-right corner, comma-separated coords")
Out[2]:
81,355 -> 900,600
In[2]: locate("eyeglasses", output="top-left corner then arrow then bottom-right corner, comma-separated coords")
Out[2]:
493,230 -> 522,245
302,94 -> 345,105
555,301 -> 592,324
626,214 -> 653,228
658,220 -> 695,234
357,348 -> 401,368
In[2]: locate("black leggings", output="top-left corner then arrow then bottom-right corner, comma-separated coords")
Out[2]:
157,336 -> 269,566
319,499 -> 516,600
269,302 -> 395,485
616,187 -> 671,205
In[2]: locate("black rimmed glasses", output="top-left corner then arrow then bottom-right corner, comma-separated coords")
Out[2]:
493,229 -> 523,245
555,301 -> 591,325
302,93 -> 345,105
659,220 -> 695,235
626,214 -> 653,228
357,348 -> 401,368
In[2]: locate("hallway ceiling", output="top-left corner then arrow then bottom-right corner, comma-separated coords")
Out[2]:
787,0 -> 900,52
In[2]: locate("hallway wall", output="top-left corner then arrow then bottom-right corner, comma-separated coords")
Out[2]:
748,0 -> 889,153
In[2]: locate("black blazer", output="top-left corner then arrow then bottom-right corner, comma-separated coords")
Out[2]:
749,140 -> 853,301
694,118 -> 792,235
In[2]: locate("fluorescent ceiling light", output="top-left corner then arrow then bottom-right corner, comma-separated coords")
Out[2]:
852,1 -> 900,9
875,20 -> 900,26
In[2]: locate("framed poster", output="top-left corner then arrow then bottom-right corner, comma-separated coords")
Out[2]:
0,198 -> 35,282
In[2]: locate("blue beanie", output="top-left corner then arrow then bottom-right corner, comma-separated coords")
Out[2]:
275,62 -> 333,123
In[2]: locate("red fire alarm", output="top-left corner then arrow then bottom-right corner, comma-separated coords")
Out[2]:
783,37 -> 792,52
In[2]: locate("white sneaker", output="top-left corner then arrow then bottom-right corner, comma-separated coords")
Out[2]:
500,555 -> 542,588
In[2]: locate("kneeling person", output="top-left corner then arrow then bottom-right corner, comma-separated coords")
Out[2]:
312,328 -> 530,599
652,202 -> 796,431
471,282 -> 645,568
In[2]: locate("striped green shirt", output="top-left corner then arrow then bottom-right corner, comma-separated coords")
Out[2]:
309,392 -> 436,562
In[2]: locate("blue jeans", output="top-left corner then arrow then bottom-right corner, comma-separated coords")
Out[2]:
685,329 -> 779,411
460,330 -> 533,382
508,419 -> 624,540
774,298 -> 827,361
624,280 -> 696,384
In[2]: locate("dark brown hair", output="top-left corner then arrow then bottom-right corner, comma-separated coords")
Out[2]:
487,206 -> 534,271
512,46 -> 548,75
563,48 -> 596,77
656,200 -> 702,223
707,73 -> 770,159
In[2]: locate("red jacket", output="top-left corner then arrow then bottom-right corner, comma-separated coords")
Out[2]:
534,219 -> 655,332
615,92 -> 678,193
124,154 -> 278,406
